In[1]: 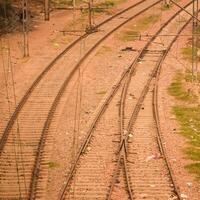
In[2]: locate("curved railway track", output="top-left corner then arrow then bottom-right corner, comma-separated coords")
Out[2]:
0,0 -> 164,199
57,2 -> 194,200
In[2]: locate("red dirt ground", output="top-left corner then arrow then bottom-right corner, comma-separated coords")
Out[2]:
0,0 -> 200,199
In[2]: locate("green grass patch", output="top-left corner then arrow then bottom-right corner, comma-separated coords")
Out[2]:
96,45 -> 111,55
185,147 -> 200,161
161,3 -> 172,11
47,161 -> 59,169
173,106 -> 200,179
181,47 -> 192,61
185,71 -> 200,83
93,0 -> 116,13
181,45 -> 200,62
194,25 -> 200,34
120,14 -> 160,41
168,72 -> 198,102
96,90 -> 107,95
181,47 -> 193,61
185,163 -> 200,179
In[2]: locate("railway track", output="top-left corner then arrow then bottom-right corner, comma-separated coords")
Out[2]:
0,0 -> 165,199
57,2 -> 194,200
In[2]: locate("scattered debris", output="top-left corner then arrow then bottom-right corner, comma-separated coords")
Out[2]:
180,194 -> 188,199
169,195 -> 178,200
121,46 -> 136,51
139,193 -> 148,198
186,182 -> 192,188
149,184 -> 156,187
146,154 -> 161,161
171,158 -> 177,162
128,134 -> 133,138
129,93 -> 136,100
129,93 -> 135,97
87,147 -> 91,151
53,42 -> 59,48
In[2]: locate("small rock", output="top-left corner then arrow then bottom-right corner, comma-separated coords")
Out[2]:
87,147 -> 91,151
146,155 -> 156,162
186,182 -> 192,188
149,184 -> 155,187
53,43 -> 59,48
128,134 -> 133,138
171,158 -> 177,162
65,131 -> 69,135
140,194 -> 148,198
180,194 -> 188,199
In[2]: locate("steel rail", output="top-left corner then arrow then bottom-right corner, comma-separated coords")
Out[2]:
57,1 -> 193,199
152,15 -> 195,200
116,0 -> 193,153
170,0 -> 200,23
102,2 -> 195,199
0,0 -> 153,154
28,1 -> 163,199
119,9 -> 195,200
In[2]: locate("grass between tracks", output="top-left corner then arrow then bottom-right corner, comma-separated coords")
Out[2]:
119,14 -> 160,42
169,71 -> 200,179
173,106 -> 200,179
47,161 -> 60,169
168,72 -> 198,102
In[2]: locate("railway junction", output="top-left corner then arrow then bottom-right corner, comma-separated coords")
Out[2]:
0,0 -> 200,199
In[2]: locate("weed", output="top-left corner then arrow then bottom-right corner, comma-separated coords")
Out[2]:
87,0 -> 116,14
161,4 -> 172,11
47,161 -> 59,169
181,47 -> 193,61
185,71 -> 200,83
96,45 -> 111,55
119,14 -> 160,41
121,30 -> 140,41
185,163 -> 200,179
172,106 -> 200,179
96,91 -> 107,95
168,72 -> 197,102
